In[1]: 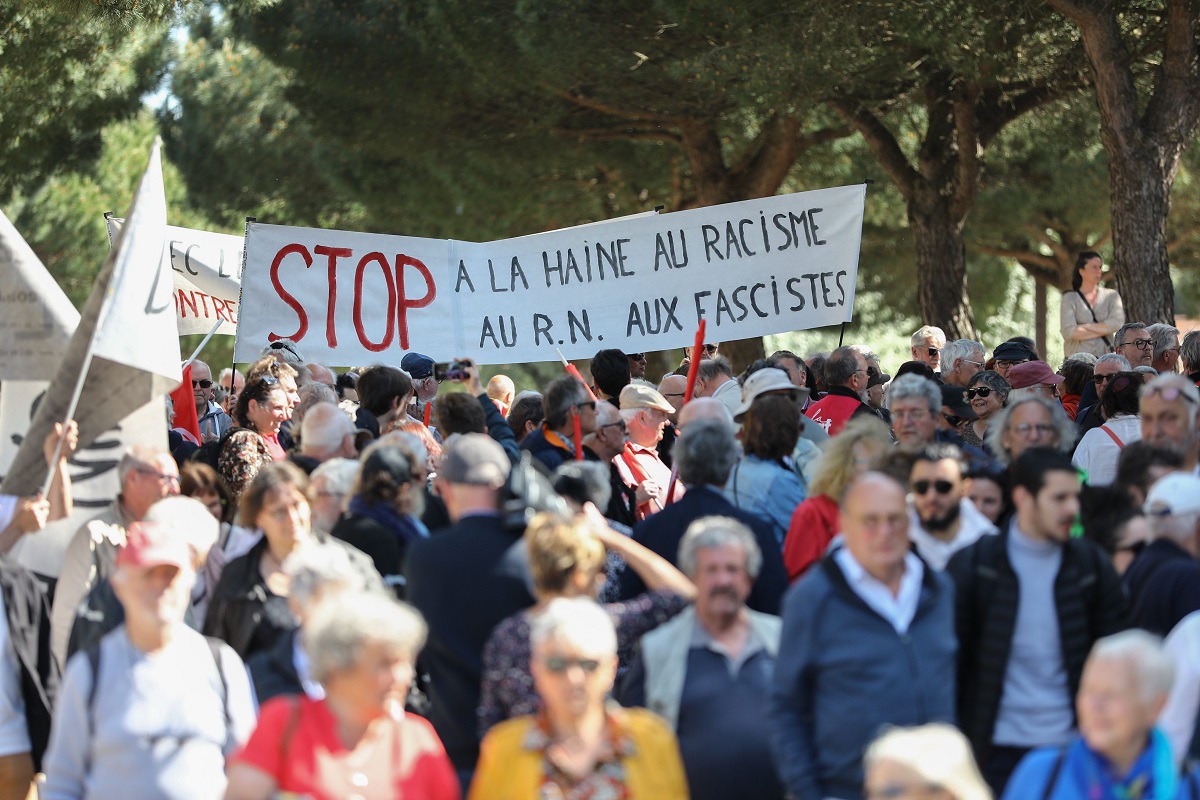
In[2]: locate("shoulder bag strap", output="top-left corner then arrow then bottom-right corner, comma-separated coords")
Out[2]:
1041,747 -> 1068,800
1099,424 -> 1125,449
1075,289 -> 1113,350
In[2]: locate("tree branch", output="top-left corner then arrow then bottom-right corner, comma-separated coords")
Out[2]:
1142,0 -> 1200,145
553,126 -> 683,144
555,88 -> 689,126
828,96 -> 918,200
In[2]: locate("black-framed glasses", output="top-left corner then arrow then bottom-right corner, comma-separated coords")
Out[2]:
942,413 -> 966,428
191,379 -> 213,389
600,421 -> 627,432
628,352 -> 646,361
911,479 -> 954,495
1127,338 -> 1153,351
268,340 -> 301,359
966,387 -> 994,399
701,344 -> 718,354
995,359 -> 1028,368
1094,374 -> 1114,385
926,347 -> 939,357
543,656 -> 601,674
573,401 -> 597,411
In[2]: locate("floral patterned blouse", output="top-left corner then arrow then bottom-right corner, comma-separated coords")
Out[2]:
477,591 -> 687,736
218,429 -> 274,502
523,705 -> 635,800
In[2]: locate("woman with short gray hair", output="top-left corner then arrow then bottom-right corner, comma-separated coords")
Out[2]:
962,371 -> 1010,453
225,592 -> 459,800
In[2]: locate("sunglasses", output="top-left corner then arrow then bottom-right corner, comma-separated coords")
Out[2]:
600,421 -> 627,432
701,344 -> 718,354
268,340 -> 301,359
926,347 -> 939,357
942,413 -> 966,428
192,379 -> 213,389
966,387 -> 996,399
543,656 -> 601,674
911,479 -> 954,495
1144,385 -> 1198,404
628,352 -> 646,361
574,401 -> 597,411
1093,373 -> 1115,384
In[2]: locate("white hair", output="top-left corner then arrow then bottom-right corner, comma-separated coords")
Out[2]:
678,516 -> 762,579
310,458 -> 359,498
1096,353 -> 1132,371
300,401 -> 356,456
283,543 -> 369,613
1088,630 -> 1175,705
303,591 -> 427,684
911,325 -> 947,347
530,597 -> 616,658
865,724 -> 990,800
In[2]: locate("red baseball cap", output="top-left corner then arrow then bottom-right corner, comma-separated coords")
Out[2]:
116,522 -> 191,571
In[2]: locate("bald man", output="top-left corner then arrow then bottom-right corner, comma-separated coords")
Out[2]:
486,375 -> 516,418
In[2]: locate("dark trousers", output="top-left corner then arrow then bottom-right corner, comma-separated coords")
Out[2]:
983,744 -> 1031,797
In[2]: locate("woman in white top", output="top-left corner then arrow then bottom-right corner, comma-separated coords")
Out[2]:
1060,251 -> 1125,358
1072,372 -> 1142,485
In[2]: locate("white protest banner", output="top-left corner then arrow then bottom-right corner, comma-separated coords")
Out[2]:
2,141 -> 178,497
0,385 -> 165,577
106,216 -> 243,336
235,184 -> 865,366
0,211 -> 81,380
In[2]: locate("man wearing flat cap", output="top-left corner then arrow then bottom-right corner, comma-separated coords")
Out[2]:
991,340 -> 1036,382
614,383 -> 680,519
402,351 -> 439,424
404,434 -> 534,790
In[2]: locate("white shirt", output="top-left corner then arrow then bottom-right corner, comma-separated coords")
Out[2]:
0,497 -> 16,534
908,498 -> 998,571
834,548 -> 924,634
1161,610 -> 1200,766
1072,414 -> 1142,486
711,379 -> 742,417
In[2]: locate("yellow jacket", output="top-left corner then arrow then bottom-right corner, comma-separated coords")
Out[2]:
468,707 -> 689,799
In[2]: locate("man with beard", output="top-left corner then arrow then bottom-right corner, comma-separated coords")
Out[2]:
906,444 -> 997,570
947,449 -> 1128,794
1139,374 -> 1200,472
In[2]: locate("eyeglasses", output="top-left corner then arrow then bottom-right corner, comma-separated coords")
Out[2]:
911,479 -> 955,495
1144,385 -> 1199,404
1013,423 -> 1055,437
191,379 -> 213,389
543,656 -> 601,674
573,401 -> 597,411
1093,373 -> 1115,385
268,340 -> 301,359
702,344 -> 718,354
963,359 -> 984,368
942,413 -> 966,427
628,353 -> 646,361
134,466 -> 180,486
966,387 -> 996,399
1124,338 -> 1153,351
995,359 -> 1028,369
926,347 -> 939,357
259,374 -> 279,387
599,421 -> 627,433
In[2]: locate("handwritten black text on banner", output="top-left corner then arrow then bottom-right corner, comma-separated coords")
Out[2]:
234,184 -> 865,365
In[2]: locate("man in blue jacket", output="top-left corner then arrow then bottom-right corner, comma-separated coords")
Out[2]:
769,471 -> 957,800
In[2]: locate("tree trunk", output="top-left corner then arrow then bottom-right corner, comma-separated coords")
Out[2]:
1034,278 -> 1047,359
720,338 -> 767,375
908,188 -> 979,341
1108,154 -> 1176,324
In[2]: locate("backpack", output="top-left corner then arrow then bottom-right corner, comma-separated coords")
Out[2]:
189,425 -> 248,472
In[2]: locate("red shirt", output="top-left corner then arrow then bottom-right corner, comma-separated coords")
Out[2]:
232,696 -> 460,800
783,494 -> 841,580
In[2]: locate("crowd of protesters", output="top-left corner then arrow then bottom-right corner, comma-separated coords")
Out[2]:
2,251 -> 1200,798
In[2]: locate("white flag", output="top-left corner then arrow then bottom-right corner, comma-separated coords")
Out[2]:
0,211 -> 81,380
0,142 -> 175,497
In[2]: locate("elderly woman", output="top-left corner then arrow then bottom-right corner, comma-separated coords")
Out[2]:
1073,372 -> 1142,486
204,462 -> 380,660
226,591 -> 459,800
865,724 -> 992,800
962,370 -> 1009,451
331,441 -> 428,596
725,393 -> 807,547
782,415 -> 891,579
478,511 -> 693,733
218,374 -> 290,501
1003,630 -> 1200,799
985,395 -> 1076,468
245,543 -> 376,704
470,597 -> 688,799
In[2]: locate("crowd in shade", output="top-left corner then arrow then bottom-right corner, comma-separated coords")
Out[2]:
5,251 -> 1200,798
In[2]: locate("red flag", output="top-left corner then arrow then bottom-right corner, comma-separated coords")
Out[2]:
170,364 -> 201,443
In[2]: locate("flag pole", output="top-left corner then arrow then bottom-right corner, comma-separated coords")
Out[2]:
183,319 -> 224,368
38,350 -> 93,496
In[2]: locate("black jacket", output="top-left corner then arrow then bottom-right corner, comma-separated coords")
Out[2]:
1122,538 -> 1200,637
617,485 -> 788,615
946,522 -> 1128,765
403,514 -> 535,775
246,628 -> 303,705
0,557 -> 57,770
330,511 -> 415,598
